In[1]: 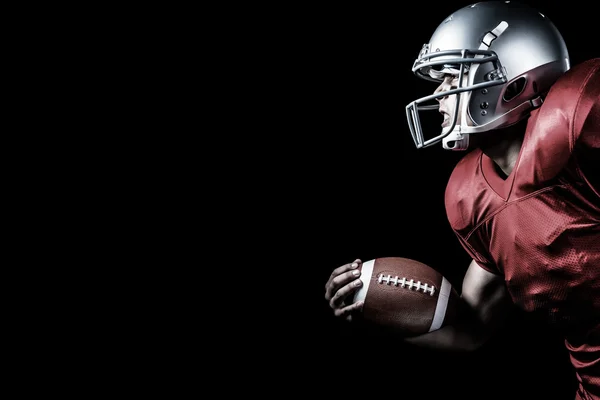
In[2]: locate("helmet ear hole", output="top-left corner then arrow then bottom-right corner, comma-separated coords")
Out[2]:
503,77 -> 527,102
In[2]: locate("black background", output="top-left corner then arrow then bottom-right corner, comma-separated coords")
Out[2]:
267,1 -> 597,399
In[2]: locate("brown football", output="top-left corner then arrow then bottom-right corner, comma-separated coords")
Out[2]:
352,257 -> 460,337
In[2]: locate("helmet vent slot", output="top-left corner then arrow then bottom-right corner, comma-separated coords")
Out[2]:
503,77 -> 526,102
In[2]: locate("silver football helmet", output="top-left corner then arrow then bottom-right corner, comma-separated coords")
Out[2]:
406,1 -> 570,150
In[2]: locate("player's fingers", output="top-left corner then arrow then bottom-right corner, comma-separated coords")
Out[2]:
325,259 -> 361,288
333,300 -> 364,320
328,278 -> 363,309
330,267 -> 362,298
325,266 -> 362,302
324,259 -> 361,300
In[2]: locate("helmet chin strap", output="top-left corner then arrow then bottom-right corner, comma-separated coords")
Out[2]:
442,126 -> 469,150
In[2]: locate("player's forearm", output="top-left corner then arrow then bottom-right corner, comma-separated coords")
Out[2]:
403,299 -> 493,352
404,259 -> 512,351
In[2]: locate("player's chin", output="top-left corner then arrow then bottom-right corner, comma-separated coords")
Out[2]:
441,124 -> 454,136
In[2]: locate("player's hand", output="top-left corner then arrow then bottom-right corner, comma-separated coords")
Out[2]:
324,259 -> 365,321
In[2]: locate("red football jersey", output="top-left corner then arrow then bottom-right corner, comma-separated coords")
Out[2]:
445,58 -> 600,399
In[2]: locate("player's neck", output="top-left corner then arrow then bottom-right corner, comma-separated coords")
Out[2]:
479,121 -> 526,178
483,136 -> 523,178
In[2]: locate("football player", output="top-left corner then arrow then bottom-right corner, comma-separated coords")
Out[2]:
324,2 -> 599,399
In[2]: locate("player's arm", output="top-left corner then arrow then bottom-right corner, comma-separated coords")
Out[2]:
404,259 -> 511,352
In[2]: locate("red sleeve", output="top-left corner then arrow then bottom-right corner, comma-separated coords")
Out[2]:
517,58 -> 599,197
571,58 -> 600,150
573,60 -> 600,196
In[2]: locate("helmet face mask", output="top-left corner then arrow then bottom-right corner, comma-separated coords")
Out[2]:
405,1 -> 570,151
